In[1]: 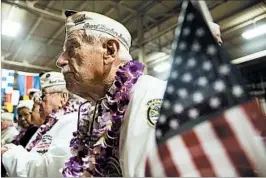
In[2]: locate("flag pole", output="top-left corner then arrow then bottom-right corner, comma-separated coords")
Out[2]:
191,0 -> 216,40
197,0 -> 213,23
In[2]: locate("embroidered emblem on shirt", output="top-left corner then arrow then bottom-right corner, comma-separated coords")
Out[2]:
36,135 -> 52,154
147,99 -> 163,127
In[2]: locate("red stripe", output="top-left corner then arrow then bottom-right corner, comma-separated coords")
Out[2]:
182,130 -> 216,176
145,158 -> 152,176
211,114 -> 257,176
158,142 -> 180,176
241,99 -> 266,137
26,76 -> 33,95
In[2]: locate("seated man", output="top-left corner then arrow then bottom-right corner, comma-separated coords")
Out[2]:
12,100 -> 39,147
1,72 -> 83,177
1,112 -> 19,145
1,112 -> 18,177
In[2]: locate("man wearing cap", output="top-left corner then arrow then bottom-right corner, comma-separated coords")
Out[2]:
56,9 -> 225,177
56,10 -> 166,177
1,112 -> 19,145
12,100 -> 39,147
1,72 -> 84,177
1,112 -> 19,177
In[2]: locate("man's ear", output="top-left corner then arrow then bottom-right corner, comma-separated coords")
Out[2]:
61,92 -> 69,104
103,39 -> 120,65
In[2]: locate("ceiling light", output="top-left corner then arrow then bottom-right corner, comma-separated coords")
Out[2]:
231,50 -> 266,64
153,62 -> 171,73
242,24 -> 266,40
2,20 -> 21,37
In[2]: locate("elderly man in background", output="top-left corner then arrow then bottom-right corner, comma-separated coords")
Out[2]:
1,72 -> 83,177
1,112 -> 18,177
12,100 -> 39,147
1,112 -> 19,146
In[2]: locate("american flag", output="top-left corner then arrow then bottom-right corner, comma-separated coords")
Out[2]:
145,1 -> 266,177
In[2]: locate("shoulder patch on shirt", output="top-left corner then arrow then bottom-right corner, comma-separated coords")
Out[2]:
147,99 -> 163,127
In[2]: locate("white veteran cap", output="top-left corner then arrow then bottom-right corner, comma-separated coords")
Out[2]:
27,88 -> 41,95
40,72 -> 66,89
17,100 -> 34,111
64,10 -> 132,51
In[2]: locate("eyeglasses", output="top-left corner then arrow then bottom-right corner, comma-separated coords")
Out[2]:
41,92 -> 60,100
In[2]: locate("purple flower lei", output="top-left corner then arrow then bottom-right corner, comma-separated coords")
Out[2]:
25,99 -> 81,151
61,60 -> 144,177
12,128 -> 28,145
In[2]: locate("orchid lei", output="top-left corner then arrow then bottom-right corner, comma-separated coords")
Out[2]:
25,99 -> 81,151
62,60 -> 144,177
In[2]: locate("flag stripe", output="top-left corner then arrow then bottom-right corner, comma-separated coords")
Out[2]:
33,76 -> 41,89
158,142 -> 180,176
194,121 -> 238,176
225,103 -> 266,176
242,99 -> 266,136
149,143 -> 166,176
167,136 -> 200,176
145,159 -> 151,177
26,76 -> 33,95
212,113 -> 257,176
182,131 -> 216,176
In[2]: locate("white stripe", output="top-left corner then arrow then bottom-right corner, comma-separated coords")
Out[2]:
225,106 -> 266,176
167,136 -> 200,177
149,146 -> 166,176
16,71 -> 39,76
195,121 -> 238,176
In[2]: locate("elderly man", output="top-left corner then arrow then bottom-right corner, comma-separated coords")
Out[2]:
1,112 -> 18,146
56,10 -> 166,177
1,72 -> 83,177
57,10 -> 225,177
11,100 -> 41,147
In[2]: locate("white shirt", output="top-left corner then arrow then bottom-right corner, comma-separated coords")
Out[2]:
120,75 -> 167,177
2,111 -> 79,177
1,126 -> 19,145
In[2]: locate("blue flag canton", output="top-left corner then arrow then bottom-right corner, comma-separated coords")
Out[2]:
156,1 -> 250,143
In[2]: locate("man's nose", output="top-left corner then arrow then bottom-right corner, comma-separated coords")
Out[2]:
56,52 -> 68,68
217,37 -> 223,46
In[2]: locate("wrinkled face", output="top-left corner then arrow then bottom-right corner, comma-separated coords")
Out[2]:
56,30 -> 105,97
17,107 -> 32,128
40,87 -> 64,118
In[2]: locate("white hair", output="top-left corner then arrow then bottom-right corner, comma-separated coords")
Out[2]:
85,30 -> 132,61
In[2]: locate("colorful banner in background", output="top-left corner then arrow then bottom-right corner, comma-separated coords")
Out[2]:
1,69 -> 15,112
17,72 -> 40,99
